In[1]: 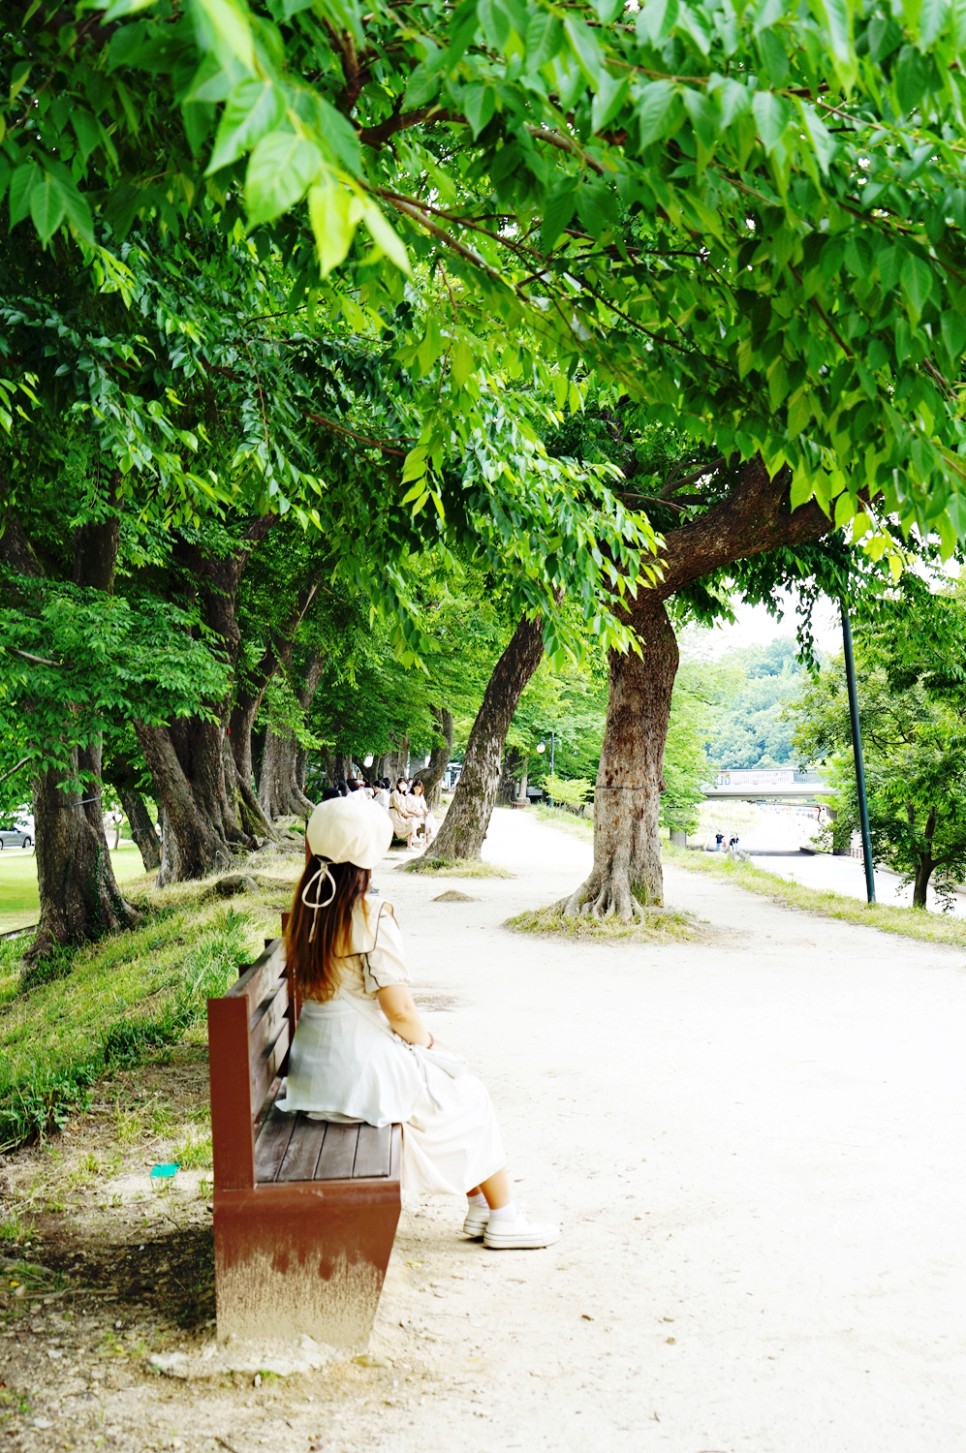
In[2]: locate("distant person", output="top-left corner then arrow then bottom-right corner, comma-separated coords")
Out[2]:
389,777 -> 420,848
715,831 -> 725,852
409,779 -> 437,846
280,796 -> 558,1250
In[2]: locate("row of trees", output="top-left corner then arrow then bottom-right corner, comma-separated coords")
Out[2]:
4,0 -> 966,951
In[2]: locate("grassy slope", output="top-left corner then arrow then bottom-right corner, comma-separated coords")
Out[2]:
0,854 -> 298,1150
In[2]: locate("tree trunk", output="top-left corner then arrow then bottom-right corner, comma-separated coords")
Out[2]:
412,707 -> 453,811
258,652 -> 323,819
912,856 -> 933,909
427,615 -> 549,861
29,758 -> 138,958
135,721 -> 235,885
135,523 -> 275,882
559,600 -> 678,917
561,457 -> 837,918
118,787 -> 162,872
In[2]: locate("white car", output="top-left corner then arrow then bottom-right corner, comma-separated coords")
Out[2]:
0,820 -> 33,849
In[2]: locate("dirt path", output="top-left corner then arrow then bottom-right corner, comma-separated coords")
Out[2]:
4,809 -> 966,1452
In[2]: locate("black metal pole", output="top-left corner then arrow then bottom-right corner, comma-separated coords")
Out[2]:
841,603 -> 875,904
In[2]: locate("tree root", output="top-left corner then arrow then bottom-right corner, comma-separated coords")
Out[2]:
555,877 -> 654,922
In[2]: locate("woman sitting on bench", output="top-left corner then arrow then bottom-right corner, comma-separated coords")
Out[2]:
280,795 -> 558,1251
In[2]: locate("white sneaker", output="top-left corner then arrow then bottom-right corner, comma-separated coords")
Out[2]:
462,1204 -> 490,1239
483,1213 -> 559,1250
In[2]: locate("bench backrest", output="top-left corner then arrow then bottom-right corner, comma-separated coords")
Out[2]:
207,936 -> 294,1191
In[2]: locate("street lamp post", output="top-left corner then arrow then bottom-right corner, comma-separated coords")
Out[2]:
536,732 -> 556,804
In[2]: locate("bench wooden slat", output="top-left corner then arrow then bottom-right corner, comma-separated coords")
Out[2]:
316,1122 -> 361,1179
276,1117 -> 328,1182
250,978 -> 290,1057
353,1123 -> 393,1178
225,939 -> 286,1021
249,1017 -> 291,1114
253,1096 -> 298,1183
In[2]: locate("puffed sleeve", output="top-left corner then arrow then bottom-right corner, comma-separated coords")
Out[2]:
362,903 -> 412,993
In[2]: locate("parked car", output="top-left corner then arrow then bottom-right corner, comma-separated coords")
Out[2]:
0,821 -> 33,849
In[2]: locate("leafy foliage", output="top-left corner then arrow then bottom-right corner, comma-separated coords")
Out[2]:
7,0 -> 966,542
792,582 -> 966,907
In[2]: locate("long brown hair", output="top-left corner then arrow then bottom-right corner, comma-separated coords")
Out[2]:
285,857 -> 371,1000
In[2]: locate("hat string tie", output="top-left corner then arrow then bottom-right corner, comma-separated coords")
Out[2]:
301,857 -> 337,942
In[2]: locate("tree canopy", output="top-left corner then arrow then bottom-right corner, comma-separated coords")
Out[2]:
6,0 -> 966,543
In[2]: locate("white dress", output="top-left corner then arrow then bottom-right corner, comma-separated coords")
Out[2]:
280,897 -> 505,1196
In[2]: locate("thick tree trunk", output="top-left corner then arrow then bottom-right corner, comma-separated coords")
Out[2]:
135,523 -> 274,882
258,652 -> 323,819
412,707 -> 453,811
118,787 -> 162,872
135,721 -> 234,885
30,758 -> 138,958
561,457 -> 837,918
559,600 -> 678,917
428,615 -> 548,861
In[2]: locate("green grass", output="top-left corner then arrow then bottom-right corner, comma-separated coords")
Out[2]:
506,903 -> 709,943
530,803 -> 593,839
665,843 -> 966,948
0,843 -> 149,934
400,856 -> 515,878
0,899 -> 273,1151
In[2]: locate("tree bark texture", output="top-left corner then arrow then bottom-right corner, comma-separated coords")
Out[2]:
258,651 -> 323,819
118,787 -> 162,872
30,760 -> 137,958
558,600 -> 678,917
563,458 -> 836,916
428,616 -> 548,861
136,522 -> 274,884
411,707 -> 453,811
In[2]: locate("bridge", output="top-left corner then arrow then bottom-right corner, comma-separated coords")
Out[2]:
703,768 -> 828,801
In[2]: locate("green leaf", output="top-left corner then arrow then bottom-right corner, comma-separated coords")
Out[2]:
635,0 -> 679,44
307,174 -> 359,275
188,0 -> 256,69
361,199 -> 412,276
940,309 -> 966,366
8,163 -> 38,227
563,15 -> 605,82
752,90 -> 790,153
683,88 -> 718,151
900,251 -> 933,321
895,45 -> 931,113
525,8 -> 563,71
245,131 -> 323,226
450,336 -> 475,388
591,72 -> 629,134
806,0 -> 856,90
102,0 -> 155,16
637,80 -> 678,147
29,172 -> 67,245
463,83 -> 497,139
540,185 -> 576,249
206,78 -> 285,173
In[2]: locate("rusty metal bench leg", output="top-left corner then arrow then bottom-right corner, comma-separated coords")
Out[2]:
213,1180 -> 401,1349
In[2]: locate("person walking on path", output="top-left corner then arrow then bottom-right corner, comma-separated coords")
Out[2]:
280,795 -> 558,1250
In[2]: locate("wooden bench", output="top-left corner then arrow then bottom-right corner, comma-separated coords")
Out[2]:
207,933 -> 402,1349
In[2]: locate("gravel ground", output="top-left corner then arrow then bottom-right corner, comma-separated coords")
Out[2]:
2,807 -> 965,1453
